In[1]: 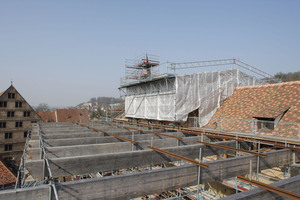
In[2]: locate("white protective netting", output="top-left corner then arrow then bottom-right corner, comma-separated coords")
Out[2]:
125,69 -> 264,126
125,92 -> 176,121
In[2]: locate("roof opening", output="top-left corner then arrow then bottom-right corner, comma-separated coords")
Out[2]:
255,117 -> 275,131
254,108 -> 290,132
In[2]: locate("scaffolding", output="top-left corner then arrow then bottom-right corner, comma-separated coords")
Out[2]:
122,68 -> 265,126
120,56 -> 273,127
120,53 -> 162,87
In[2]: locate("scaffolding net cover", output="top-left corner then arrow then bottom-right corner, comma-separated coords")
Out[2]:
125,69 -> 265,127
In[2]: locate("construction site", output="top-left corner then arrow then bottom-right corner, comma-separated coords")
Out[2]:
0,54 -> 299,200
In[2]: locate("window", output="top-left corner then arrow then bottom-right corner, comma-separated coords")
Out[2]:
15,102 -> 22,108
24,131 -> 28,138
4,157 -> 13,162
15,121 -> 23,127
5,132 -> 12,139
8,93 -> 15,99
31,121 -> 37,123
255,118 -> 275,130
7,111 -> 15,117
0,122 -> 6,128
23,111 -> 30,117
4,144 -> 12,151
0,101 -> 7,107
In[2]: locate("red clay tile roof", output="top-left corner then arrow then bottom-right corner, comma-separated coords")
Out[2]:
37,112 -> 56,123
252,105 -> 290,119
0,91 -> 4,96
56,109 -> 89,123
212,81 -> 300,121
0,161 -> 16,185
206,81 -> 300,138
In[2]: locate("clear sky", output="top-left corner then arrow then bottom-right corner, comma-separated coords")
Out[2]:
0,1 -> 299,107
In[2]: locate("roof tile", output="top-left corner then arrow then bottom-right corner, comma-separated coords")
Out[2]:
206,81 -> 300,138
0,160 -> 16,185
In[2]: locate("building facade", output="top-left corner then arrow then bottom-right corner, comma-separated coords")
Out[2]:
0,85 -> 40,167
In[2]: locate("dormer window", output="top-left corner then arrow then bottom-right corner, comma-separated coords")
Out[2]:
254,108 -> 289,132
255,117 -> 275,130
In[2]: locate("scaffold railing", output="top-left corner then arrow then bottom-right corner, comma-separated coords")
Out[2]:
15,129 -> 31,189
200,117 -> 300,141
167,58 -> 273,78
120,57 -> 277,91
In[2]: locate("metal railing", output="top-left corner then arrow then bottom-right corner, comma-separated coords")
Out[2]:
191,117 -> 300,140
37,123 -> 60,200
15,129 -> 31,189
15,124 -> 61,200
168,58 -> 273,79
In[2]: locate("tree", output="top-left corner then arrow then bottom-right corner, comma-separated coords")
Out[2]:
90,97 -> 97,103
274,71 -> 300,82
264,71 -> 300,83
36,103 -> 51,112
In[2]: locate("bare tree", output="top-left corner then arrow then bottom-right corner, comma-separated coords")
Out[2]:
36,103 -> 51,112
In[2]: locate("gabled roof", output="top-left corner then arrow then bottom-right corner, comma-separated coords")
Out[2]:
211,81 -> 300,122
56,109 -> 89,123
0,160 -> 16,185
0,84 -> 12,97
38,109 -> 90,123
0,84 -> 42,121
37,112 -> 56,122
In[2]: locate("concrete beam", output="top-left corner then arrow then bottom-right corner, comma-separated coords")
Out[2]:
0,185 -> 49,200
1,150 -> 292,200
26,141 -> 250,180
40,125 -> 163,135
33,129 -> 167,140
31,131 -> 99,140
27,136 -> 205,160
28,132 -> 193,148
39,128 -> 120,134
54,150 -> 293,200
221,174 -> 300,200
39,127 -> 87,132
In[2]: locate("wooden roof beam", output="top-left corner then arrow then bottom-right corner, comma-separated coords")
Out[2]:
197,141 -> 267,157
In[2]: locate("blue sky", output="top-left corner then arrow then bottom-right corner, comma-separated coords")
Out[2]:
0,1 -> 299,107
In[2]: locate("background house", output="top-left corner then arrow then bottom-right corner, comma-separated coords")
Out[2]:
38,109 -> 89,123
0,85 -> 41,168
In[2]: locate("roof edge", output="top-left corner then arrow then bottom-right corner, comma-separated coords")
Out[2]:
237,81 -> 300,90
